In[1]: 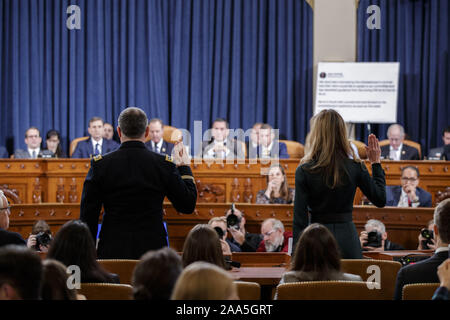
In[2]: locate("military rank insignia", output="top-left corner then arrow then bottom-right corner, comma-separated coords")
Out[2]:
93,155 -> 103,162
165,155 -> 174,163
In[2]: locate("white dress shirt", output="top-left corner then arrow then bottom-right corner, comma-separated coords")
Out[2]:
151,139 -> 164,153
398,188 -> 419,208
389,143 -> 403,161
27,148 -> 40,159
91,138 -> 103,155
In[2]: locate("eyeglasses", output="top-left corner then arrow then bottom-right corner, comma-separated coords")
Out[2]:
262,229 -> 276,237
401,177 -> 418,182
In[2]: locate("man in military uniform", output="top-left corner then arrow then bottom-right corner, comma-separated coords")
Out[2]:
80,107 -> 197,259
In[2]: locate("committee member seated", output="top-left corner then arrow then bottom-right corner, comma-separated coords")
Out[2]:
386,166 -> 432,207
248,123 -> 289,159
257,218 -> 292,252
71,117 -> 119,158
394,199 -> 450,300
359,219 -> 404,252
429,126 -> 450,159
44,130 -> 66,158
14,127 -> 53,159
0,146 -> 8,158
144,118 -> 174,156
200,118 -> 242,159
225,206 -> 262,252
256,164 -> 295,204
246,122 -> 263,157
0,191 -> 26,248
380,124 -> 420,160
208,216 -> 241,253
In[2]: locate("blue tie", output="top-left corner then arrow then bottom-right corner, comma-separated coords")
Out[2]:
94,143 -> 100,156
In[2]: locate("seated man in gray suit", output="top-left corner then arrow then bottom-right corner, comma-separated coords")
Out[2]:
380,124 -> 420,160
14,127 -> 53,159
386,166 -> 432,207
428,126 -> 450,159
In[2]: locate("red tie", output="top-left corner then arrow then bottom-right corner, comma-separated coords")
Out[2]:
408,197 -> 412,207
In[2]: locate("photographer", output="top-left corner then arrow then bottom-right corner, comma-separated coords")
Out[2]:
27,220 -> 52,252
359,219 -> 404,251
225,206 -> 262,252
417,219 -> 436,250
207,217 -> 241,254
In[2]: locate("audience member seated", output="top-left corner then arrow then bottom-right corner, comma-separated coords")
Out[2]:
41,259 -> 84,300
257,218 -> 292,253
394,199 -> 450,300
0,146 -> 8,158
103,122 -> 114,140
71,117 -> 119,158
428,126 -> 450,159
248,123 -> 289,159
225,207 -> 262,252
14,127 -> 53,159
46,220 -> 119,283
246,122 -> 263,157
417,219 -> 436,250
171,261 -> 239,300
181,224 -> 228,270
433,259 -> 450,300
0,245 -> 43,300
359,219 -> 404,252
380,124 -> 420,160
132,247 -> 183,300
256,164 -> 295,204
26,220 -> 53,253
44,130 -> 66,158
208,217 -> 241,253
0,191 -> 26,247
386,166 -> 432,207
199,118 -> 242,160
144,118 -> 174,156
275,223 -> 362,299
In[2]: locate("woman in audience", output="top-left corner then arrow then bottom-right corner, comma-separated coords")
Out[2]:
132,247 -> 183,300
256,164 -> 295,204
47,220 -> 119,283
41,259 -> 85,300
171,261 -> 239,300
293,109 -> 385,259
181,224 -> 228,270
45,129 -> 66,158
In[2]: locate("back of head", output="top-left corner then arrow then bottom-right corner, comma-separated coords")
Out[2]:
0,245 -> 42,300
434,198 -> 450,244
41,259 -> 77,300
291,223 -> 341,280
132,247 -> 183,300
118,107 -> 148,139
171,261 -> 237,300
182,224 -> 226,269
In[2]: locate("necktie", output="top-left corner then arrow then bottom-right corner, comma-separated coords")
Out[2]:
32,150 -> 36,159
94,143 -> 100,156
408,197 -> 412,207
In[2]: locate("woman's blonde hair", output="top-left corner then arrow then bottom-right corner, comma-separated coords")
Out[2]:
301,109 -> 359,188
171,261 -> 238,300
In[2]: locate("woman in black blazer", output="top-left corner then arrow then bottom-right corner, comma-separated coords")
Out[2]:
293,110 -> 386,259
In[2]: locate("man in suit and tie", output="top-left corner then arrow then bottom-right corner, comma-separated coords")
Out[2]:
394,198 -> 450,299
14,127 -> 53,159
72,117 -> 119,158
144,118 -> 174,156
248,124 -> 289,159
380,124 -> 420,160
428,126 -> 450,159
200,118 -> 243,160
386,166 -> 432,207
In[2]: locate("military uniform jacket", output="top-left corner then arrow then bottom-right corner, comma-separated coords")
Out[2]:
80,140 -> 197,259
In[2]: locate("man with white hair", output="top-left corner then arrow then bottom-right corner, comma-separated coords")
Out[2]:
359,219 -> 404,251
0,191 -> 26,247
380,124 -> 420,160
257,218 -> 292,252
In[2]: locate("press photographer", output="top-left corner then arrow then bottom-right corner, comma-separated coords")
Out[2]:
26,220 -> 53,252
417,220 -> 437,250
225,204 -> 262,252
359,219 -> 404,251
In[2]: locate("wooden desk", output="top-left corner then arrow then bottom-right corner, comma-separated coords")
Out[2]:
362,250 -> 434,261
231,252 -> 291,267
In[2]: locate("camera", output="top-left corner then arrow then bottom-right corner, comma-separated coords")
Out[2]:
364,231 -> 382,248
34,232 -> 52,251
226,203 -> 241,230
214,227 -> 225,240
420,229 -> 434,249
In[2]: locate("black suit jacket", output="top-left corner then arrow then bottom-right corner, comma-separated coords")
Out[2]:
394,250 -> 448,300
386,185 -> 432,207
144,140 -> 174,156
80,141 -> 197,259
71,138 -> 119,158
380,144 -> 420,160
0,229 -> 27,247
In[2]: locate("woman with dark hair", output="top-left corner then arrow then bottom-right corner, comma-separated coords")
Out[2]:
294,109 -> 386,259
47,220 -> 119,283
256,164 -> 295,204
45,130 -> 66,158
181,224 -> 228,270
41,259 -> 83,300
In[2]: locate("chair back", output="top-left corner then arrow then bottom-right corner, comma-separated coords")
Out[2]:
97,259 -> 139,285
234,281 -> 261,300
402,283 -> 440,300
79,283 -> 133,300
163,125 -> 183,144
70,136 -> 89,157
276,281 -> 382,300
379,139 -> 422,159
279,140 -> 304,159
340,259 -> 401,300
350,140 -> 367,159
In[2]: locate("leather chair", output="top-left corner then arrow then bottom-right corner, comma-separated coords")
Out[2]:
276,281 -> 383,300
97,259 -> 139,285
279,140 -> 304,159
70,136 -> 89,157
350,140 -> 367,159
379,139 -> 422,159
78,283 -> 133,300
402,283 -> 440,300
234,281 -> 261,300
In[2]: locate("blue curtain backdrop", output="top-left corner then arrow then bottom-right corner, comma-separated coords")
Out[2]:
0,0 -> 313,155
356,0 -> 449,155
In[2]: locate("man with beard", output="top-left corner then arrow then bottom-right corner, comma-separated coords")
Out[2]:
257,218 -> 292,252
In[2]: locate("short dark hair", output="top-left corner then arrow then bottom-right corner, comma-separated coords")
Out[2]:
260,123 -> 273,130
443,126 -> 450,136
41,259 -> 77,300
401,166 -> 420,178
0,245 -> 43,299
149,118 -> 164,127
212,118 -> 229,129
89,117 -> 104,126
118,107 -> 148,138
25,127 -> 41,138
434,199 -> 450,244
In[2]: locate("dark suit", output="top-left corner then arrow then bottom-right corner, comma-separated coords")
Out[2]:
14,149 -> 54,159
394,250 -> 448,300
386,185 -> 432,207
80,140 -> 197,259
428,147 -> 444,159
0,146 -> 8,158
380,144 -> 420,160
145,140 -> 174,156
0,229 -> 27,247
247,141 -> 290,159
71,138 -> 119,158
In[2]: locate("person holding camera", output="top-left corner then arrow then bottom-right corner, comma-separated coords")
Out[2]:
207,216 -> 241,254
359,219 -> 404,251
26,220 -> 52,252
225,206 -> 262,252
417,219 -> 437,250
